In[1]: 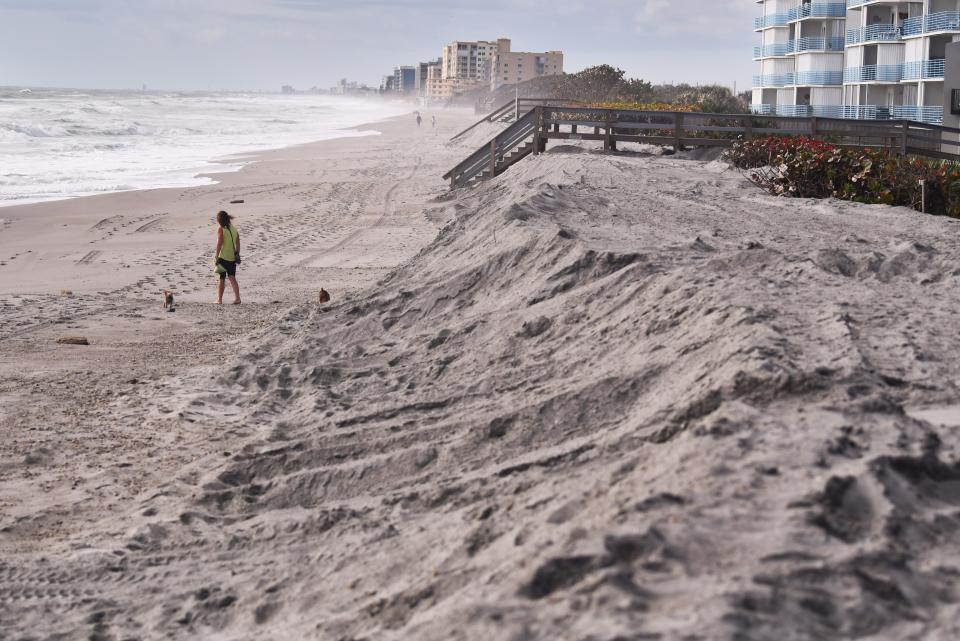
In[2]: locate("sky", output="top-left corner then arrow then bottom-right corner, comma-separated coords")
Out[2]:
0,0 -> 757,92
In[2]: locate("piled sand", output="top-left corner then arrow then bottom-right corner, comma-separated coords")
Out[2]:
3,121 -> 960,640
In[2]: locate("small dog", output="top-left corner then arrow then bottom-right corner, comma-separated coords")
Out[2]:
318,288 -> 331,304
162,290 -> 176,311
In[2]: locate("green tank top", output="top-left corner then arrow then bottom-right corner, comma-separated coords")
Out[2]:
219,224 -> 238,261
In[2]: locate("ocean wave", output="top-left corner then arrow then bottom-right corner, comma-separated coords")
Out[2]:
0,92 -> 411,206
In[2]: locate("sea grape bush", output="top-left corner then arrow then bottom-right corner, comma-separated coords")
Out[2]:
725,136 -> 960,217
584,102 -> 701,112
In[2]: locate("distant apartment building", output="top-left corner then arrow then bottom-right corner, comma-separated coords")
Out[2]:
393,66 -> 417,94
486,39 -> 564,90
441,39 -> 501,82
752,0 -> 955,124
417,58 -> 442,97
425,63 -> 449,101
426,37 -> 564,101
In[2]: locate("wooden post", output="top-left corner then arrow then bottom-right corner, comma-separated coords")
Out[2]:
901,121 -> 909,155
810,116 -> 818,139
489,139 -> 497,178
540,106 -> 549,153
533,107 -> 542,155
572,124 -> 578,135
604,115 -> 613,151
674,112 -> 684,152
743,115 -> 753,140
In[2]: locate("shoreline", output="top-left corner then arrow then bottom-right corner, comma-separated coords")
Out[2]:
0,105 -> 478,553
0,116 -> 415,213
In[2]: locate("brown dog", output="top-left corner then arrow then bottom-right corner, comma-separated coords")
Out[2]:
162,290 -> 175,310
318,288 -> 331,304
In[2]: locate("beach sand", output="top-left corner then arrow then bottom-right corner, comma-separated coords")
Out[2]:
3,110 -> 960,640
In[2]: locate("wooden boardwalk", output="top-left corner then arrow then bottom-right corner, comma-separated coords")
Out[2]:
444,103 -> 960,189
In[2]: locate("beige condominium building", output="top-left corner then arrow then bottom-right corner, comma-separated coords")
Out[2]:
427,38 -> 565,101
441,39 -> 501,82
486,39 -> 564,90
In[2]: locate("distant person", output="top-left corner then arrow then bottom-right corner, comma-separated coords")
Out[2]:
213,210 -> 241,305
416,113 -> 422,127
431,115 -> 437,128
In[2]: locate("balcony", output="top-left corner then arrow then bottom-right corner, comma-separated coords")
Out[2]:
792,3 -> 847,20
750,104 -> 775,115
753,37 -> 845,58
793,36 -> 846,53
755,13 -> 791,29
839,104 -> 942,124
753,42 -> 793,58
843,64 -> 903,83
903,12 -> 960,36
846,24 -> 903,44
752,73 -> 794,87
792,70 -> 844,85
754,4 -> 845,30
777,105 -> 844,117
840,105 -> 891,119
752,71 -> 843,88
901,59 -> 945,80
891,105 -> 944,123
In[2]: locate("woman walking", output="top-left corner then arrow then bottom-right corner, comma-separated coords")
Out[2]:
213,210 -> 241,305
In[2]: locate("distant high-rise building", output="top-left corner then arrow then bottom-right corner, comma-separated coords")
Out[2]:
393,66 -> 417,94
417,59 -> 441,97
441,39 -> 501,82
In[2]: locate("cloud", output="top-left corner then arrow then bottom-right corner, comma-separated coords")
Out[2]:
0,0 -> 757,90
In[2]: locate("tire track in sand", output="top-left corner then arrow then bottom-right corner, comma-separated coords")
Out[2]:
293,155 -> 422,267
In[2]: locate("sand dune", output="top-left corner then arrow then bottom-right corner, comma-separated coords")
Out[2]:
3,117 -> 960,640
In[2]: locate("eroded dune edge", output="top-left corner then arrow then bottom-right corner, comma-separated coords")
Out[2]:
7,147 -> 960,640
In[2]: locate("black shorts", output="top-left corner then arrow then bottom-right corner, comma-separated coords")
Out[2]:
217,258 -> 237,279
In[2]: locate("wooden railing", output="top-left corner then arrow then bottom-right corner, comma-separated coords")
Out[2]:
443,108 -> 541,187
443,105 -> 960,188
450,97 -> 587,142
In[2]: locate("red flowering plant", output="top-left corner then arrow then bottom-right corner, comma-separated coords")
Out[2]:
724,136 -> 960,217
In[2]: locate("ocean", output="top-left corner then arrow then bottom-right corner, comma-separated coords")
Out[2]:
0,88 -> 412,207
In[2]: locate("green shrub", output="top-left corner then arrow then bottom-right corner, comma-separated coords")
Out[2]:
725,136 -> 960,218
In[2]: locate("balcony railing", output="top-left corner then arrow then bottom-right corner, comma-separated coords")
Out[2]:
753,43 -> 793,58
752,73 -> 794,87
793,3 -> 847,20
901,59 -> 945,80
840,105 -> 891,120
752,102 -> 942,124
794,36 -> 846,53
843,64 -> 903,83
903,11 -> 960,36
778,105 -> 845,118
754,13 -> 791,29
753,37 -> 845,58
777,105 -> 811,117
754,4 -> 845,29
753,70 -> 843,87
891,105 -> 944,123
792,70 -> 844,85
846,24 -> 903,44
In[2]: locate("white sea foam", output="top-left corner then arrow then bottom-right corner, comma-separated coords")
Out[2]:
0,89 -> 412,207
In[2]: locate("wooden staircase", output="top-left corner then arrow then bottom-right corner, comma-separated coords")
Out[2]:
443,108 -> 542,188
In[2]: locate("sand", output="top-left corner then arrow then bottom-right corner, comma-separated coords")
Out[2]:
3,111 -> 960,640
